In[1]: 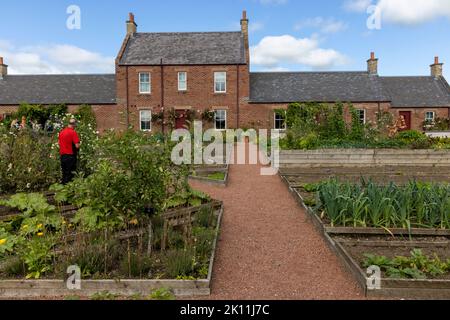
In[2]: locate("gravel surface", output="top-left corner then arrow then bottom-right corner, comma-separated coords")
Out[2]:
189,162 -> 365,300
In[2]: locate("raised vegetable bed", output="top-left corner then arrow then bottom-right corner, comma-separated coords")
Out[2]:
280,172 -> 450,299
0,201 -> 224,299
189,164 -> 229,187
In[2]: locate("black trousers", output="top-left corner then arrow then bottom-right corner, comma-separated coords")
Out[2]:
61,155 -> 77,185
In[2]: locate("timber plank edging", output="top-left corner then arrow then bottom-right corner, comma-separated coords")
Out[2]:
0,203 -> 224,299
281,173 -> 450,299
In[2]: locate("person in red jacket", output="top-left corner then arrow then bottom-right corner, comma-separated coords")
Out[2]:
58,118 -> 81,184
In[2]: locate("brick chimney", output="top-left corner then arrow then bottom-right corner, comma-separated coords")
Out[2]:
240,10 -> 250,64
367,52 -> 378,75
127,12 -> 137,35
0,57 -> 7,80
430,56 -> 443,78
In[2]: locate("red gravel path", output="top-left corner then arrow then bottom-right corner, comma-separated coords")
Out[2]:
190,163 -> 365,300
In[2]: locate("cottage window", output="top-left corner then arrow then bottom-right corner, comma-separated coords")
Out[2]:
178,72 -> 187,91
139,73 -> 151,94
214,72 -> 227,93
274,111 -> 286,130
215,110 -> 227,130
356,109 -> 366,124
140,110 -> 152,131
425,111 -> 435,123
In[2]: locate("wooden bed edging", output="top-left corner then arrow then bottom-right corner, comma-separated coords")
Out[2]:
0,203 -> 224,299
333,239 -> 450,299
280,173 -> 450,299
325,226 -> 450,236
281,174 -> 450,237
189,165 -> 230,187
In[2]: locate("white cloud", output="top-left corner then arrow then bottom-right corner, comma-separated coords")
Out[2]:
251,35 -> 348,70
256,0 -> 288,5
0,41 -> 115,74
295,17 -> 348,34
376,0 -> 450,25
343,0 -> 373,12
344,0 -> 450,25
249,22 -> 265,33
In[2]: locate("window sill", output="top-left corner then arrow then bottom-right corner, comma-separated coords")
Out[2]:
214,92 -> 227,95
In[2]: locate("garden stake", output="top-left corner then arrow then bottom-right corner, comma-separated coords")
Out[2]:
127,239 -> 131,278
147,220 -> 153,256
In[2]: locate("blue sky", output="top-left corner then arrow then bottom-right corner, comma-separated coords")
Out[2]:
0,0 -> 449,76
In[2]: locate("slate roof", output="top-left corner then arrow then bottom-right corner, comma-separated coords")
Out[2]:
0,74 -> 116,105
249,72 -> 389,103
120,32 -> 246,65
380,76 -> 450,108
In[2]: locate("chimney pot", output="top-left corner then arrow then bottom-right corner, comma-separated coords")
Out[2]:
0,57 -> 7,79
126,12 -> 137,34
431,56 -> 443,78
240,10 -> 250,64
367,52 -> 378,75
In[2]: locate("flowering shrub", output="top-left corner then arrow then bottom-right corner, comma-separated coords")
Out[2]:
0,127 -> 60,194
280,102 -> 450,150
0,105 -> 99,194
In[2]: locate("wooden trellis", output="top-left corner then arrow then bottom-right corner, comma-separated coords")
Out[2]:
160,200 -> 221,251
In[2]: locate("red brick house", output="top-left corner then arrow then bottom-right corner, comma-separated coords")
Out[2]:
1,12 -> 450,132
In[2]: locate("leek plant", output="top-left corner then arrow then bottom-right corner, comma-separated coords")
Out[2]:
315,179 -> 450,229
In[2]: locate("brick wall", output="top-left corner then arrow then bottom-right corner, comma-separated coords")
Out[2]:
391,107 -> 450,131
116,64 -> 250,132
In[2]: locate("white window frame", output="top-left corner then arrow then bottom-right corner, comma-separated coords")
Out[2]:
139,72 -> 151,94
425,111 -> 436,123
357,109 -> 366,125
178,72 -> 187,91
214,110 -> 227,130
139,110 -> 152,132
214,72 -> 227,93
274,111 -> 287,131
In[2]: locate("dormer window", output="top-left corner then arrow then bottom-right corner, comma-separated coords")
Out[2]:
139,72 -> 151,94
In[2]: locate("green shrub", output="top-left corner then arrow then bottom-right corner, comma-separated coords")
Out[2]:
164,249 -> 195,278
0,256 -> 25,277
192,226 -> 215,258
363,249 -> 450,279
148,288 -> 175,300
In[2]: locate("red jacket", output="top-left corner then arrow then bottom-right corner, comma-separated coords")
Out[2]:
59,127 -> 80,156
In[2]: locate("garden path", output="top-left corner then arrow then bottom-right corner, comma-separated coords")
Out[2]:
190,157 -> 365,300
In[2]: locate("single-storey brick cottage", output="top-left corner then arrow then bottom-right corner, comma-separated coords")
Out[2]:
1,12 -> 450,132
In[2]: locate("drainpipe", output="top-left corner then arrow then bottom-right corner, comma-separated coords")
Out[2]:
126,66 -> 130,128
161,58 -> 165,134
236,65 -> 240,128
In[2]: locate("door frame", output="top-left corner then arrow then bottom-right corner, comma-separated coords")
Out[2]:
399,111 -> 412,131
